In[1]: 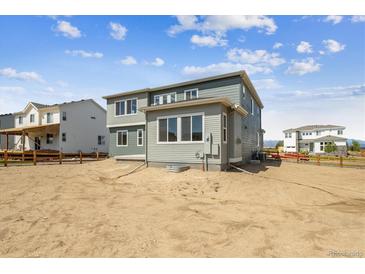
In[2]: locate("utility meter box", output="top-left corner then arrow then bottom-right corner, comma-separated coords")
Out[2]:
211,144 -> 219,156
204,133 -> 212,154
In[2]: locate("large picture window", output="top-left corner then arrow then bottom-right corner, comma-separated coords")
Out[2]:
158,114 -> 203,143
117,130 -> 128,146
115,98 -> 137,116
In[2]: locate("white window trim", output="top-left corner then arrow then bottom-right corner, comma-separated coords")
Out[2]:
137,129 -> 143,146
116,130 -> 128,147
223,113 -> 227,144
114,98 -> 138,117
184,88 -> 199,100
157,112 -> 205,144
30,114 -> 35,123
257,132 -> 260,147
153,92 -> 177,105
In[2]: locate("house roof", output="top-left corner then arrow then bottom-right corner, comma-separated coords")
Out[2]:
283,124 -> 345,132
0,123 -> 60,135
314,135 -> 347,142
139,97 -> 249,116
14,99 -> 106,114
30,102 -> 50,109
102,70 -> 264,108
298,135 -> 347,143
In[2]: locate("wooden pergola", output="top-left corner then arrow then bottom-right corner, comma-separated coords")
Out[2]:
0,123 -> 60,151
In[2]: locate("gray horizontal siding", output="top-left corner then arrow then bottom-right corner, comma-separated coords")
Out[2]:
106,92 -> 147,126
147,104 -> 224,165
149,76 -> 241,105
241,85 -> 262,162
109,125 -> 145,156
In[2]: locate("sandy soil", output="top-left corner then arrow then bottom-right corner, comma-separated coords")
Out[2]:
0,159 -> 364,257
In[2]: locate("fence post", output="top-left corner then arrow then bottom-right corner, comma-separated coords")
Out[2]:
79,151 -> 83,164
4,150 -> 8,167
340,156 -> 343,168
33,150 -> 37,165
317,155 -> 320,166
59,150 -> 63,164
297,153 -> 299,163
96,150 -> 99,161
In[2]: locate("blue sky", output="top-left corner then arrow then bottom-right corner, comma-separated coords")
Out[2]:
0,15 -> 364,139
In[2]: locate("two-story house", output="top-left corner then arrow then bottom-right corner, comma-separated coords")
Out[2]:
0,99 -> 109,153
103,71 -> 264,171
0,113 -> 14,150
283,125 -> 347,154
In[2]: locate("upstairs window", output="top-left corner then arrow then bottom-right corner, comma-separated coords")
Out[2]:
316,131 -> 320,136
115,98 -> 137,116
154,93 -> 176,105
338,130 -> 343,135
184,89 -> 198,100
18,116 -> 23,125
285,133 -> 292,138
62,112 -> 67,121
46,113 -> 53,123
62,133 -> 66,142
115,101 -> 125,116
30,114 -> 35,123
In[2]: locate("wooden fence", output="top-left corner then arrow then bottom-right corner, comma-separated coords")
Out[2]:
263,150 -> 365,168
0,150 -> 108,167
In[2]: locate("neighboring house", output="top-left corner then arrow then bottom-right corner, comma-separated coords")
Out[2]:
103,71 -> 264,171
283,125 -> 347,154
0,113 -> 14,150
0,99 -> 109,153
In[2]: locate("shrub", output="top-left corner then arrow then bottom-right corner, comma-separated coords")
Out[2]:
324,142 -> 337,153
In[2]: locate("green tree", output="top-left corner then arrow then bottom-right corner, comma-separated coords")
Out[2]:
275,140 -> 283,149
324,142 -> 337,153
351,140 -> 361,152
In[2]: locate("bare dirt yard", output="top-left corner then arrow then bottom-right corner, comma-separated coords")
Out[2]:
0,159 -> 364,257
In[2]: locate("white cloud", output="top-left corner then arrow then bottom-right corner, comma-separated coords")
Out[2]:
56,80 -> 68,88
351,16 -> 365,23
227,48 -> 286,67
324,15 -> 343,24
150,57 -> 165,67
65,50 -> 103,58
273,42 -> 283,49
0,86 -> 25,93
319,50 -> 325,55
253,78 -> 282,90
0,67 -> 44,82
182,62 -> 271,77
322,39 -> 346,53
109,22 -> 127,40
190,34 -> 227,47
54,20 -> 81,39
296,41 -> 313,53
286,58 -> 321,76
120,56 -> 137,65
168,15 -> 277,37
